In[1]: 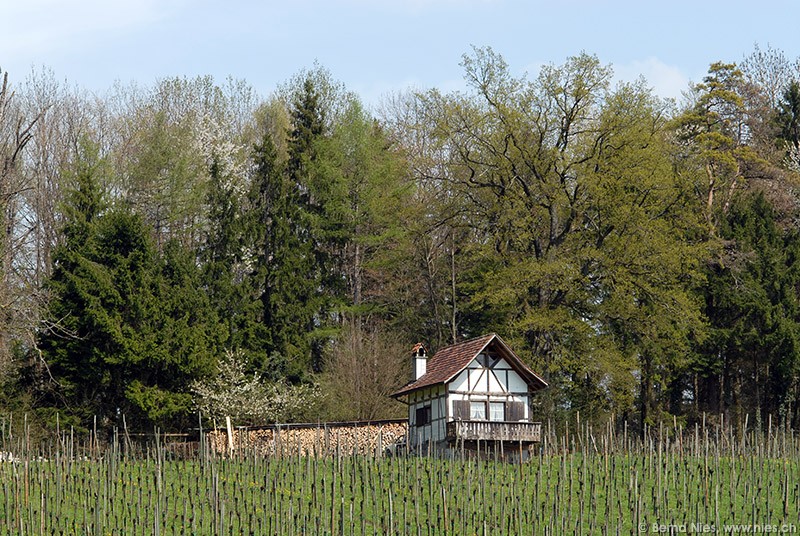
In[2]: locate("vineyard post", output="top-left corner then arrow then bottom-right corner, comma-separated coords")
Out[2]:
225,416 -> 234,455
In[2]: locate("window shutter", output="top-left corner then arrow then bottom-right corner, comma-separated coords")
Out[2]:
453,400 -> 470,420
506,401 -> 525,422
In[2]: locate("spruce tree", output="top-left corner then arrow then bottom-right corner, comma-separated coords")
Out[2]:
36,144 -> 110,427
695,192 -> 800,427
38,146 -> 223,430
248,130 -> 318,380
200,156 -> 262,358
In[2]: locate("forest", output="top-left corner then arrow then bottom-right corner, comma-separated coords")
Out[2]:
2,43 -> 800,435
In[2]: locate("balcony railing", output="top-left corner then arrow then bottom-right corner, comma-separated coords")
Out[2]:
446,420 -> 542,443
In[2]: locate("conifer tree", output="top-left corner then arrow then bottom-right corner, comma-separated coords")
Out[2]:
38,144 -> 223,430
695,192 -> 800,427
200,156 -> 263,359
281,77 -> 330,375
247,132 -> 302,378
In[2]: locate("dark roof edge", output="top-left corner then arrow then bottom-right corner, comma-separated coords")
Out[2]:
491,334 -> 549,389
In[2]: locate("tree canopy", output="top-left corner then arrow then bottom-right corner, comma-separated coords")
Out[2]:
1,46 -> 800,433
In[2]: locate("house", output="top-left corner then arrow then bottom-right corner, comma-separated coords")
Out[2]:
391,333 -> 548,453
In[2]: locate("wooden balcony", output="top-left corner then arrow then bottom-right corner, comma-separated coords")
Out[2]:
446,420 -> 542,443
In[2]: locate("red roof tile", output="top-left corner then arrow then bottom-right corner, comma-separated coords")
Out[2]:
392,333 -> 547,398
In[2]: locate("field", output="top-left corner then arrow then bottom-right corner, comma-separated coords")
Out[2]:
0,421 -> 798,535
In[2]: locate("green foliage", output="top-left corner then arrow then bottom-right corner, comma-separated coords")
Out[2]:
37,149 -> 223,431
312,98 -> 412,320
124,109 -> 206,247
244,75 -> 410,378
776,81 -> 800,146
671,62 -> 766,234
775,80 -> 800,171
200,154 -> 264,364
407,48 -> 708,423
246,130 -> 317,378
10,49 -> 800,434
694,192 -> 800,425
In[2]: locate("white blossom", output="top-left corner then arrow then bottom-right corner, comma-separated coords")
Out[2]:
192,349 -> 321,425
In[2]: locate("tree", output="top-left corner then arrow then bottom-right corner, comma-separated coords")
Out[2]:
671,61 -> 800,429
695,192 -> 800,428
313,99 -> 411,329
110,76 -> 256,251
379,90 -> 477,349
246,130 -> 314,379
320,324 -> 407,421
192,349 -> 322,426
775,81 -> 800,172
35,150 -> 117,426
37,145 -> 223,430
247,75 -> 333,378
400,48 -> 708,425
0,70 -> 42,373
128,238 -> 223,428
739,44 -> 797,165
286,76 -> 330,367
777,81 -> 800,145
199,153 -> 262,361
122,108 -> 206,249
586,83 -> 708,427
672,62 -> 765,234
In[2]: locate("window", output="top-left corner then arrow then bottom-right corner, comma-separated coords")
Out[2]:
470,401 -> 486,420
457,400 -> 520,421
489,402 -> 505,422
477,352 -> 498,368
415,405 -> 431,427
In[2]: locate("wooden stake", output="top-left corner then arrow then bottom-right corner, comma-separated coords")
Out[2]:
226,416 -> 234,455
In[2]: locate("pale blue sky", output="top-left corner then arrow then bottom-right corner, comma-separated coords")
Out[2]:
2,0 -> 799,107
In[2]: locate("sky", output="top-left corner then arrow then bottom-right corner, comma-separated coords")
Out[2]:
2,0 -> 800,108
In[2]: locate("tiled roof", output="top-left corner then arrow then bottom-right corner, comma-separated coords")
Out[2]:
392,333 -> 547,398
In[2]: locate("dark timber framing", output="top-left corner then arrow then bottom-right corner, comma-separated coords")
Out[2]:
392,333 -> 548,452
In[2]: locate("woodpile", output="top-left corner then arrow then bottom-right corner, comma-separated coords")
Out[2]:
206,419 -> 408,457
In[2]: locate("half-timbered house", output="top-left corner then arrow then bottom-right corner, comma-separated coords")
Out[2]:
391,333 -> 547,453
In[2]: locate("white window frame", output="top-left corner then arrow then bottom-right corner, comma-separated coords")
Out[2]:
469,401 -> 486,420
489,401 -> 505,422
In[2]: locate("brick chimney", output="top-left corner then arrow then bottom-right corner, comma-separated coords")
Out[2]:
412,342 -> 427,380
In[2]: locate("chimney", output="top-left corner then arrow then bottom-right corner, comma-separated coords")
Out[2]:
412,342 -> 427,380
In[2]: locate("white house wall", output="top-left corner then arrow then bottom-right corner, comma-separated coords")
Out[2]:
468,366 -> 488,392
487,369 -> 503,392
408,386 -> 447,447
405,349 -> 540,447
507,368 -> 528,393
450,369 -> 469,392
447,355 -> 530,421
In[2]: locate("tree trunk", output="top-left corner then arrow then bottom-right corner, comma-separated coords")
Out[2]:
449,231 -> 457,345
639,352 -> 653,438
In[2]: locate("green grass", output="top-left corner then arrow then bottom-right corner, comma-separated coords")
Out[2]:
0,424 -> 798,534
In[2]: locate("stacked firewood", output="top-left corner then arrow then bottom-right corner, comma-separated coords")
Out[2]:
207,420 -> 408,457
